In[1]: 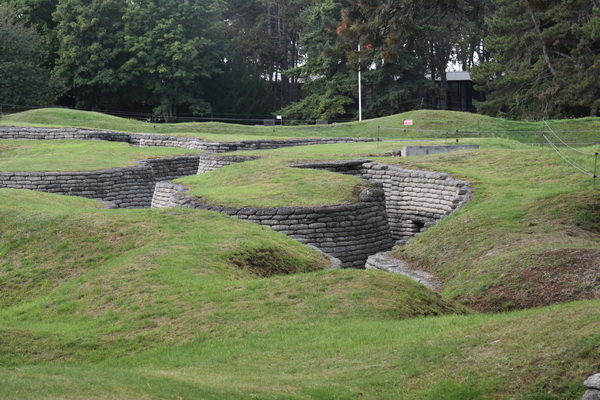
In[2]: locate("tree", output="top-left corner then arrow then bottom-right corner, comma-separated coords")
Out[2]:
53,0 -> 224,115
279,0 -> 357,120
8,0 -> 60,66
205,0 -> 282,116
0,4 -> 55,106
279,0 -> 436,121
338,0 -> 489,110
361,52 -> 434,118
52,0 -> 129,108
122,0 -> 223,117
472,0 -> 600,119
220,0 -> 307,110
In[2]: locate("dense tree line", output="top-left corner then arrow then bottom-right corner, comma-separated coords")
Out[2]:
473,0 -> 600,119
0,0 -> 598,120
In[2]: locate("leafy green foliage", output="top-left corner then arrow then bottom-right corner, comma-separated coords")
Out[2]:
53,0 -> 222,114
339,0 -> 491,109
0,4 -> 55,105
52,0 -> 129,108
122,0 -> 222,116
8,0 -> 60,65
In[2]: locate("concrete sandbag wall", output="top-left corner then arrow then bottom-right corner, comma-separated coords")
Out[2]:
197,155 -> 259,174
361,162 -> 471,242
0,168 -> 156,208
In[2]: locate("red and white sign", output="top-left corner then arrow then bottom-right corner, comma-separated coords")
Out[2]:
404,120 -> 414,126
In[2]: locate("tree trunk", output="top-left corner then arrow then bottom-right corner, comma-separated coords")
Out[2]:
529,9 -> 556,77
439,70 -> 448,110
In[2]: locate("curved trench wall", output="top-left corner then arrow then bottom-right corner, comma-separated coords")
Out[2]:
292,160 -> 472,243
152,159 -> 472,266
0,146 -> 472,266
152,182 -> 394,268
0,126 -> 375,153
361,162 -> 471,242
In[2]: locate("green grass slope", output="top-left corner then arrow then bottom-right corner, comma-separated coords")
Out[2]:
0,189 -> 598,399
0,140 -> 199,171
221,139 -> 599,310
2,108 -> 599,143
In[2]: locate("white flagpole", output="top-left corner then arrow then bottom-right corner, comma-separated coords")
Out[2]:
358,43 -> 362,121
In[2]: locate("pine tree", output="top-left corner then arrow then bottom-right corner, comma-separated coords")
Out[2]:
472,0 -> 599,118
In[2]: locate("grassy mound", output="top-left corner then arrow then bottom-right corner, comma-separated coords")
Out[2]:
0,140 -> 198,171
176,158 -> 366,208
0,189 -> 598,399
0,188 -> 460,356
383,147 -> 600,311
1,297 -> 598,399
2,108 -> 598,143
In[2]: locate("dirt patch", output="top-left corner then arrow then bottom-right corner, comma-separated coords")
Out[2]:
0,329 -> 80,365
576,198 -> 600,234
467,248 -> 600,311
228,246 -> 323,277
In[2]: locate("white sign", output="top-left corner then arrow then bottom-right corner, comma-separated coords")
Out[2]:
404,120 -> 414,126
276,115 -> 283,120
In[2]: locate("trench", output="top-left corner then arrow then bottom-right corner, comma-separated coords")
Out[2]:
0,126 -> 472,271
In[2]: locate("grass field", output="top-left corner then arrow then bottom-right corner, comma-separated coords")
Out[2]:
0,189 -> 598,399
0,109 -> 599,399
2,107 -> 599,143
0,140 -> 200,171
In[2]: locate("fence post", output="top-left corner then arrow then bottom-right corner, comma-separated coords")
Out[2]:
594,152 -> 598,185
541,122 -> 546,150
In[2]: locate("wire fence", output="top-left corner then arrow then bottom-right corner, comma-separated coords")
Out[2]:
0,103 -> 356,125
536,120 -> 599,184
